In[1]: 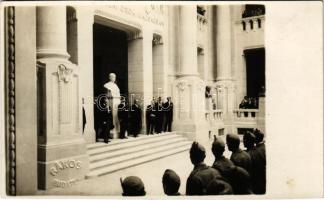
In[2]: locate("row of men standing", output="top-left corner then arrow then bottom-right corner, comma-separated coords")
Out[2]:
95,96 -> 173,143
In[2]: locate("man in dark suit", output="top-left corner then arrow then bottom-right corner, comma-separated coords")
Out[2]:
130,99 -> 142,137
101,98 -> 113,143
146,99 -> 156,135
118,98 -> 128,139
163,97 -> 173,132
154,97 -> 164,134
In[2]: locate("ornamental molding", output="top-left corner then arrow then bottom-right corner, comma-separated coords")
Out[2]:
6,6 -> 16,196
57,64 -> 73,83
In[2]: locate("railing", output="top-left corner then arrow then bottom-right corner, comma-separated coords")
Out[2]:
240,15 -> 265,31
205,109 -> 223,122
233,109 -> 259,119
197,14 -> 207,31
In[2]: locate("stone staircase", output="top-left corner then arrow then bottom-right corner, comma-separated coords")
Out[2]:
85,132 -> 192,179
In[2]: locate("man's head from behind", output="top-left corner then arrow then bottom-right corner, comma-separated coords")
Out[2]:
226,133 -> 240,152
162,169 -> 181,196
254,129 -> 264,144
120,176 -> 146,196
189,142 -> 206,165
212,135 -> 225,158
243,131 -> 255,149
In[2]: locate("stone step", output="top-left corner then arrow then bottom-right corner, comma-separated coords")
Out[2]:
89,137 -> 188,163
89,140 -> 192,170
87,134 -> 181,156
87,132 -> 175,150
86,143 -> 191,179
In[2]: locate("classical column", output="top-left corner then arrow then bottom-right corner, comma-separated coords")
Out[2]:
178,6 -> 198,76
36,6 -> 89,190
128,28 -> 153,134
37,7 -> 69,59
153,34 -> 167,98
214,5 -> 236,133
172,5 -> 207,144
76,7 -> 96,143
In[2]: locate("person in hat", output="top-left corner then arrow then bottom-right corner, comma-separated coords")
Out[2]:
120,176 -> 146,196
162,169 -> 181,196
251,129 -> 266,194
186,142 -> 222,195
206,177 -> 233,195
211,135 -> 235,182
226,133 -> 251,173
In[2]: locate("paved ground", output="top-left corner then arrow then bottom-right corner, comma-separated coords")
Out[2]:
37,135 -> 235,196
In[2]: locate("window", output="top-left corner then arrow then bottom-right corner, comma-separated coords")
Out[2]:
242,5 -> 265,18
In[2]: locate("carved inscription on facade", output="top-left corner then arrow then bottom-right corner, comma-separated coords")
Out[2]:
106,5 -> 165,26
50,159 -> 82,176
50,159 -> 82,188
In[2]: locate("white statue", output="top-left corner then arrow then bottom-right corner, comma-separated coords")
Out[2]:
104,73 -> 121,138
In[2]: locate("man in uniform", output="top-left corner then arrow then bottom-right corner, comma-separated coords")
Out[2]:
154,97 -> 164,133
226,133 -> 252,173
186,142 -> 222,195
163,97 -> 173,132
117,98 -> 128,139
211,136 -> 235,182
146,98 -> 156,135
227,165 -> 253,194
130,99 -> 142,137
252,129 -> 266,194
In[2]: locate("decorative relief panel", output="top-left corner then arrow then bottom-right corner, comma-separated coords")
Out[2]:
57,64 -> 73,124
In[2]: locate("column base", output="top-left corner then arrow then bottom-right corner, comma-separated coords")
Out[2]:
172,75 -> 209,145
37,138 -> 89,190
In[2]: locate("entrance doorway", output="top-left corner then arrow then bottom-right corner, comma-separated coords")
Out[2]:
244,48 -> 265,98
93,23 -> 128,139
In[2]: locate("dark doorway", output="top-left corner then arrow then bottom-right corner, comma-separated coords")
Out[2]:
244,48 -> 265,98
93,23 -> 128,137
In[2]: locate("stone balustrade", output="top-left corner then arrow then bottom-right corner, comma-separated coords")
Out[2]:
205,109 -> 223,122
197,13 -> 207,31
233,109 -> 259,119
240,15 -> 265,31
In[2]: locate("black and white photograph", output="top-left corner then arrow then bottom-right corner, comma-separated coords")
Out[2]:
0,1 -> 323,198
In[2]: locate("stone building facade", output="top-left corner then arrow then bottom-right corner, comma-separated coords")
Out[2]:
4,4 -> 265,194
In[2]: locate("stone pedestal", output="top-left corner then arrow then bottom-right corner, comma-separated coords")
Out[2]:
110,96 -> 121,138
36,6 -> 89,190
172,76 -> 208,145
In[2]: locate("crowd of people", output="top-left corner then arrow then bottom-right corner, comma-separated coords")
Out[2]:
95,96 -> 173,143
239,96 -> 259,109
120,129 -> 266,196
